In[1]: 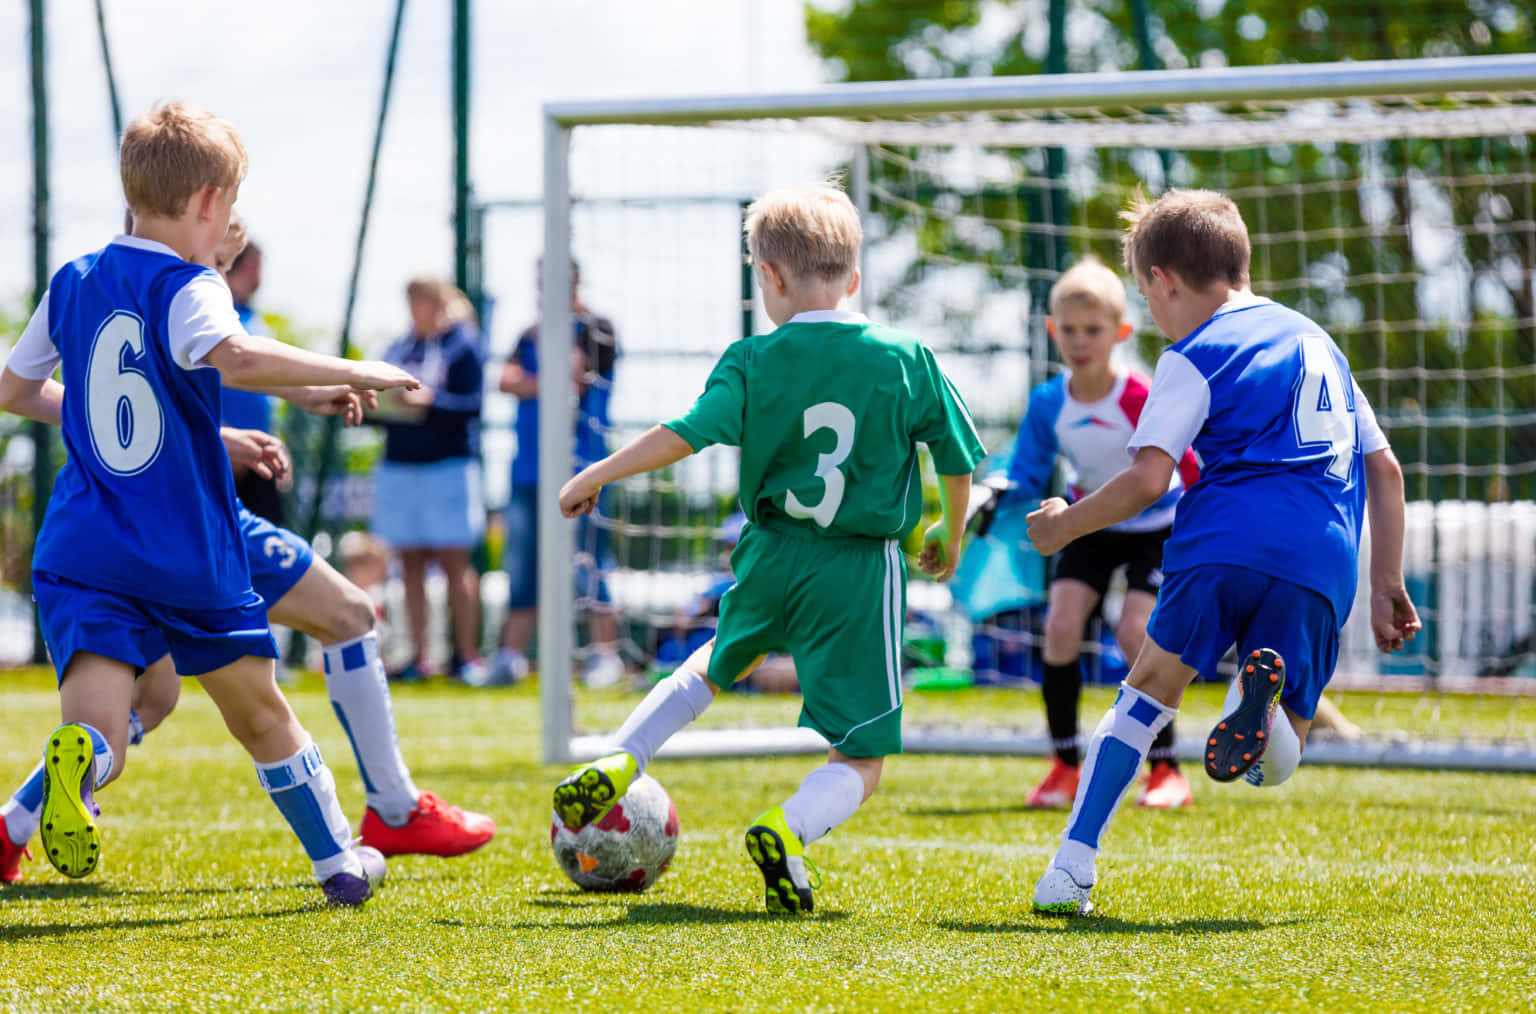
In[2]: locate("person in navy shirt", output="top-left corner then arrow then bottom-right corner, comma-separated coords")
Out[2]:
216,224 -> 287,526
494,259 -> 623,687
0,102 -> 417,905
1007,257 -> 1200,813
1028,189 -> 1421,917
372,276 -> 488,684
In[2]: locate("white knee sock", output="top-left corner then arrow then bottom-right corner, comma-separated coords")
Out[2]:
1055,684 -> 1176,884
613,666 -> 715,772
779,762 -> 865,846
2,761 -> 46,845
322,632 -> 419,825
1223,679 -> 1303,788
255,739 -> 360,883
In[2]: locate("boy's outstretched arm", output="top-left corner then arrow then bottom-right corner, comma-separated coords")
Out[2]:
205,334 -> 418,393
1364,446 -> 1421,653
0,370 -> 63,426
918,471 -> 972,581
1026,446 -> 1174,556
559,425 -> 694,518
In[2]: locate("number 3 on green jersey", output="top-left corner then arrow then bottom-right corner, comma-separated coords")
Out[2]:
784,401 -> 856,528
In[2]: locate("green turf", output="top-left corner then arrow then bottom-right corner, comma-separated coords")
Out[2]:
2,667 -> 1533,1013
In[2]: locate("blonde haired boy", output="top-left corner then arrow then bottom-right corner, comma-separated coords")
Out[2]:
0,102 -> 421,905
1006,256 -> 1200,811
1029,189 -> 1419,915
551,181 -> 984,913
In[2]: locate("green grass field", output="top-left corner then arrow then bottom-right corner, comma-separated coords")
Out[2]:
2,667 -> 1533,1013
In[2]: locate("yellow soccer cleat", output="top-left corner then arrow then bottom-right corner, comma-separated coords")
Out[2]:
553,752 -> 639,831
744,806 -> 819,915
39,724 -> 103,879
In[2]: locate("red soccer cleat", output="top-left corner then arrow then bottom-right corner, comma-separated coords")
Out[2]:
359,791 -> 495,857
1136,761 -> 1194,808
1,834 -> 31,884
1025,758 -> 1081,810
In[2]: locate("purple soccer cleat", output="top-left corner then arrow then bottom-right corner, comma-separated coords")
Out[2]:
321,845 -> 387,907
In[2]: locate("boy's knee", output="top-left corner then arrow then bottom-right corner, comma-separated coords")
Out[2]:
324,583 -> 377,643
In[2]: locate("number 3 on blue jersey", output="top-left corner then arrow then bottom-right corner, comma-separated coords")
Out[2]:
1293,334 -> 1355,482
86,311 -> 165,476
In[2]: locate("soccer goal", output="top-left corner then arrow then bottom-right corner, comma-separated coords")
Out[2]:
535,53 -> 1536,772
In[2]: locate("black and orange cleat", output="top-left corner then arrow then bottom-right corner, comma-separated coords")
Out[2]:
1205,649 -> 1285,783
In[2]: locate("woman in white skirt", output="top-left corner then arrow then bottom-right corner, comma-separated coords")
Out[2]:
372,276 -> 487,683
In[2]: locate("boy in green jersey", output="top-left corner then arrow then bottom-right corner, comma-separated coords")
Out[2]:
552,182 -> 984,914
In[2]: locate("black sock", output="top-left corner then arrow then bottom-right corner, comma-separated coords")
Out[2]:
1042,661 -> 1082,767
1147,721 -> 1178,769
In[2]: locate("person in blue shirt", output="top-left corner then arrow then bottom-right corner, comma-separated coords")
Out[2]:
0,102 -> 417,906
216,224 -> 287,527
495,259 -> 623,687
1027,189 -> 1421,917
372,276 -> 488,684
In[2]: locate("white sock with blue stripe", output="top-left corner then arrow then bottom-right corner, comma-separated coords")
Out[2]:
254,740 -> 360,883
1054,683 -> 1177,885
322,632 -> 419,826
1,761 -> 46,846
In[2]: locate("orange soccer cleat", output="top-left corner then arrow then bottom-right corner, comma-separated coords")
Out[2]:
359,791 -> 496,858
1025,758 -> 1081,810
1136,761 -> 1194,808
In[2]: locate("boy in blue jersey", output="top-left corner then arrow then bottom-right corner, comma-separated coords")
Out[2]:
1007,258 -> 1200,811
0,103 -> 420,905
1027,189 -> 1421,916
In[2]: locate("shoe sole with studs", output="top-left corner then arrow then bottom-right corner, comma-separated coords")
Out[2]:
744,825 -> 812,914
40,725 -> 101,878
1205,649 -> 1285,783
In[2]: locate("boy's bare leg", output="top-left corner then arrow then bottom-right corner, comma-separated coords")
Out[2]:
36,653 -> 136,877
197,656 -> 376,895
1117,589 -> 1190,806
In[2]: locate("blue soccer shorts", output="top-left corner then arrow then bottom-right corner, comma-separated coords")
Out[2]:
1146,563 -> 1340,721
238,502 -> 314,608
33,571 -> 277,681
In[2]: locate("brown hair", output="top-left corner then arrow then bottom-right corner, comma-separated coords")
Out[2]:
1121,189 -> 1250,290
1049,256 -> 1127,319
744,182 -> 861,284
120,103 -> 247,219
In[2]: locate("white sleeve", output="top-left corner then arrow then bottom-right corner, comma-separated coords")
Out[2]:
3,292 -> 61,380
167,273 -> 247,371
1127,349 -> 1210,461
1354,379 -> 1389,454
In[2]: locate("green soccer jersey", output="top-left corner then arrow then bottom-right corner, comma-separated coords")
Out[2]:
664,310 -> 985,541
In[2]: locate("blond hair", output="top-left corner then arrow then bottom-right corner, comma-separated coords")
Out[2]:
744,182 -> 861,283
1121,188 -> 1250,290
406,275 -> 477,328
120,103 -> 247,219
1049,256 -> 1127,320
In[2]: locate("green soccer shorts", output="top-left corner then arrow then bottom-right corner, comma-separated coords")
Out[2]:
707,520 -> 906,758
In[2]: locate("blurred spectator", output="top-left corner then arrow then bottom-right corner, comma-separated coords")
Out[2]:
219,234 -> 288,526
372,276 -> 487,684
495,259 -> 622,686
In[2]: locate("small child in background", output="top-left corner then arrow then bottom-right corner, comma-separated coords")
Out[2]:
1007,257 -> 1200,810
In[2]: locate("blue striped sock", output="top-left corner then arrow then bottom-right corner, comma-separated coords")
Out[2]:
255,741 -> 357,882
1057,684 -> 1176,881
1,762 -> 47,846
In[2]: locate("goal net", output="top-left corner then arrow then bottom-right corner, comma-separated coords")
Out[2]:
531,54 -> 1536,771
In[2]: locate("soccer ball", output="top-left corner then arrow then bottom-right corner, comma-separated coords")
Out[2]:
550,774 -> 679,892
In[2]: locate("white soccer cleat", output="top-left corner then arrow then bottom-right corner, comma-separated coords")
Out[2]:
1032,865 -> 1094,916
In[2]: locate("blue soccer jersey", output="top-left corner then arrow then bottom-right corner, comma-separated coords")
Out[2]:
1127,294 -> 1388,623
8,236 -> 256,610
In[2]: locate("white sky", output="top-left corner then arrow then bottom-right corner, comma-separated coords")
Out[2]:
0,0 -> 828,353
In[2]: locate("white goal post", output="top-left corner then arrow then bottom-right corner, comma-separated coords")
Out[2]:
537,53 -> 1536,769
